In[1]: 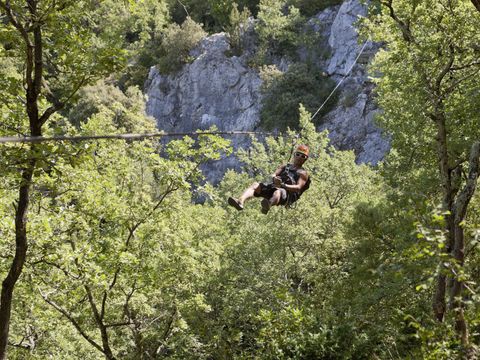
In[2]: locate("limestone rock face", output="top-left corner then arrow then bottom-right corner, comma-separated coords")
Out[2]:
314,0 -> 389,164
145,34 -> 261,134
144,33 -> 262,182
327,0 -> 370,75
145,0 -> 389,182
319,82 -> 390,164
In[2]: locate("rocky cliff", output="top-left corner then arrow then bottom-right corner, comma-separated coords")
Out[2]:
144,0 -> 389,182
144,31 -> 261,182
314,0 -> 389,164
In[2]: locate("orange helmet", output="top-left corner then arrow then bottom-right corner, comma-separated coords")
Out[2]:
295,144 -> 309,157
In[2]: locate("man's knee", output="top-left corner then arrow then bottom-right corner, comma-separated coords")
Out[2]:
270,190 -> 282,205
251,182 -> 261,193
273,189 -> 286,205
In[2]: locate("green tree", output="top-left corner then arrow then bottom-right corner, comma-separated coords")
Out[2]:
91,0 -> 170,88
68,80 -> 157,133
167,0 -> 212,29
363,0 -> 480,350
2,109 -> 231,358
167,0 -> 259,31
287,0 -> 343,17
200,106 -> 381,358
0,0 -> 124,357
225,3 -> 251,56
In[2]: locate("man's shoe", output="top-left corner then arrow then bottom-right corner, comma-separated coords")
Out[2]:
261,199 -> 271,214
228,197 -> 244,211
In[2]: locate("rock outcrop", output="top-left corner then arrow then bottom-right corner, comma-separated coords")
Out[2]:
145,34 -> 261,134
316,0 -> 389,164
144,33 -> 261,182
145,0 -> 389,182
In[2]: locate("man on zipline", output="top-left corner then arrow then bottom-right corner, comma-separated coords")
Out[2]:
228,144 -> 310,214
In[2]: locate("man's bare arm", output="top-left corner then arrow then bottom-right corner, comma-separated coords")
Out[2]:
282,171 -> 308,192
271,165 -> 286,182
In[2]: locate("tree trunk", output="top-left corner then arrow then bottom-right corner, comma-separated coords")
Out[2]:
0,161 -> 35,360
433,110 -> 454,323
0,2 -> 43,357
450,142 -> 480,349
451,223 -> 468,345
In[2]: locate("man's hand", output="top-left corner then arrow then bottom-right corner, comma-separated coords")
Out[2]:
273,176 -> 282,187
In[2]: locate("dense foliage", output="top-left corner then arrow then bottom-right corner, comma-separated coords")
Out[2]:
1,0 -> 480,359
260,63 -> 337,129
359,0 -> 480,354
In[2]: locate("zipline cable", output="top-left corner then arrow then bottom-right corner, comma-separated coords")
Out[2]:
310,39 -> 371,121
0,131 -> 276,145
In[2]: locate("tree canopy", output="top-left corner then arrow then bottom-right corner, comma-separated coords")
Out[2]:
1,0 -> 480,359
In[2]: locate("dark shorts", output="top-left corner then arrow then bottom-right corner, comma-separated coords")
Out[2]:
254,183 -> 288,205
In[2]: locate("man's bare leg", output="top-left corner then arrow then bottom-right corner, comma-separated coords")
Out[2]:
228,183 -> 261,210
261,189 -> 282,214
238,182 -> 261,205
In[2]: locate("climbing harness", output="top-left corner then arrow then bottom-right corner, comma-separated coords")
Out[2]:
278,163 -> 311,209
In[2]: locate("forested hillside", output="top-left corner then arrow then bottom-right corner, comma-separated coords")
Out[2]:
1,0 -> 480,359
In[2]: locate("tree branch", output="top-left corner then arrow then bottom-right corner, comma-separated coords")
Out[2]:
31,257 -> 82,279
444,67 -> 480,96
104,322 -> 134,328
471,0 -> 480,12
435,45 -> 455,93
451,60 -> 480,71
7,340 -> 31,350
0,1 -> 31,46
39,291 -> 104,354
381,0 -> 415,43
39,75 -> 90,127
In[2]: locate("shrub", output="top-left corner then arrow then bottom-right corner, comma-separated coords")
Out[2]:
168,0 -> 260,31
254,0 -> 304,64
260,63 -> 337,130
68,80 -> 157,133
287,0 -> 344,17
225,3 -> 252,56
157,17 -> 207,74
167,0 -> 211,27
92,0 -> 169,89
341,90 -> 358,108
